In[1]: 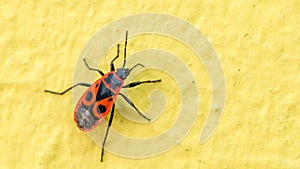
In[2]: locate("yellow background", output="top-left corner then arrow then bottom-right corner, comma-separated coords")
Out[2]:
1,1 -> 299,169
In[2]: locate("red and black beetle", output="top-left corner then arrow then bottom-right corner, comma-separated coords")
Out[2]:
45,31 -> 161,161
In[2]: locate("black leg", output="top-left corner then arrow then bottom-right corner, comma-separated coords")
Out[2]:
101,103 -> 115,162
44,82 -> 91,95
123,79 -> 161,88
83,58 -> 105,76
110,44 -> 120,71
122,30 -> 128,68
119,93 -> 150,121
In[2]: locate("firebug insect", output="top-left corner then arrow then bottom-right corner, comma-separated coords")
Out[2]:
45,31 -> 161,162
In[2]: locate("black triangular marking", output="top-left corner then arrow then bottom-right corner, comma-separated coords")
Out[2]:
96,81 -> 114,101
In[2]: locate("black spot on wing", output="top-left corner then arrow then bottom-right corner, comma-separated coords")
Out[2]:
97,104 -> 107,114
86,91 -> 93,101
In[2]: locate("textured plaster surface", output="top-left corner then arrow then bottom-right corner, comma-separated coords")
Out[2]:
0,1 -> 299,169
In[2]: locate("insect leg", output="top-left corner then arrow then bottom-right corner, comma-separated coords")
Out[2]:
101,103 -> 115,162
83,58 -> 105,76
122,30 -> 128,68
44,82 -> 91,95
110,44 -> 120,71
119,93 -> 150,121
123,79 -> 161,88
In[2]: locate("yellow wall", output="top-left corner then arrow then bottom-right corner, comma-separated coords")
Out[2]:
1,1 -> 299,168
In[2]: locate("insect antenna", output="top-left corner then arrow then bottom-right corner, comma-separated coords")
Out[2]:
122,30 -> 128,68
129,63 -> 144,74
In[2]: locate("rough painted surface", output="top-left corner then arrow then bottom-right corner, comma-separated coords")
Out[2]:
1,1 -> 299,169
